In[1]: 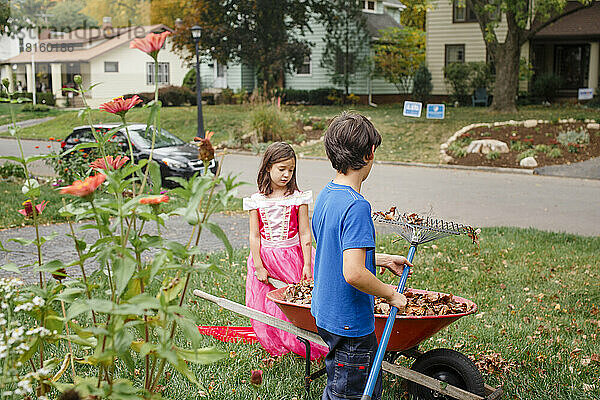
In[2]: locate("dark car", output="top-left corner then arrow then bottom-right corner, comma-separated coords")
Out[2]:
61,124 -> 217,186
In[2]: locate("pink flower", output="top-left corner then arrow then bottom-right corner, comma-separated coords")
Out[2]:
90,155 -> 130,171
18,200 -> 48,218
130,31 -> 171,60
99,96 -> 142,117
250,369 -> 263,386
60,174 -> 106,197
139,195 -> 169,205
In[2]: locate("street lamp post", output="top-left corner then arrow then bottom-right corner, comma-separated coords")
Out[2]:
191,25 -> 204,139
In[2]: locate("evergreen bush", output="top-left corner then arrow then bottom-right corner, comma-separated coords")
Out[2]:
412,64 -> 433,103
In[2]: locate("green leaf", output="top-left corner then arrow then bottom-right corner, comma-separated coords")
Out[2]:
148,160 -> 162,194
45,311 -> 63,334
169,357 -> 200,386
57,287 -> 85,302
40,232 -> 59,245
113,256 -> 136,297
66,301 -> 90,320
174,346 -> 225,365
34,259 -> 66,273
9,237 -> 36,246
163,240 -> 188,258
175,317 -> 203,348
158,276 -> 186,303
203,222 -> 233,261
57,334 -> 96,348
0,155 -> 25,164
61,141 -> 99,157
1,263 -> 20,273
113,329 -> 134,354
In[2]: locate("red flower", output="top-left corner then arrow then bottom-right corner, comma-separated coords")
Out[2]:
60,174 -> 106,197
18,200 -> 48,218
193,131 -> 215,163
90,155 -> 130,171
99,96 -> 142,117
130,31 -> 171,60
49,137 -> 55,141
139,195 -> 169,205
250,369 -> 263,386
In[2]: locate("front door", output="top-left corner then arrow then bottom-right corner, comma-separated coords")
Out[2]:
554,44 -> 590,90
213,61 -> 227,88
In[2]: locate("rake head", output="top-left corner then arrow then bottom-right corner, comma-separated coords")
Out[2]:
373,208 -> 480,245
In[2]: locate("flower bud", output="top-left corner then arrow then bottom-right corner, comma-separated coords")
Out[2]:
73,75 -> 82,85
250,369 -> 263,385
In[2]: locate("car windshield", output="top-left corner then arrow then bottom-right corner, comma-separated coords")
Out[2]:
127,126 -> 185,149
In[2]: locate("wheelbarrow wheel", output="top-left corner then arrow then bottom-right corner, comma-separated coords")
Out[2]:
406,348 -> 484,400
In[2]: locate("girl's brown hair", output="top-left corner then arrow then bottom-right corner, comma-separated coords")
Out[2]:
257,142 -> 299,196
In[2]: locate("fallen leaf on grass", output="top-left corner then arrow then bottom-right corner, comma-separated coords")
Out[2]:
583,384 -> 596,392
468,351 -> 517,375
591,354 -> 600,363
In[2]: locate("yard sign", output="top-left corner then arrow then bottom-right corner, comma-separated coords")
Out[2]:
403,101 -> 422,118
426,104 -> 445,119
578,88 -> 594,100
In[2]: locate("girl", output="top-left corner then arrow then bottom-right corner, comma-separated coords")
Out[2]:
243,142 -> 327,360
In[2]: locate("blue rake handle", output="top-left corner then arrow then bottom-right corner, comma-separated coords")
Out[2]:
361,244 -> 417,400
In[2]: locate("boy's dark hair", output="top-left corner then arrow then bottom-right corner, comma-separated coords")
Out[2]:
257,142 -> 299,196
324,112 -> 382,174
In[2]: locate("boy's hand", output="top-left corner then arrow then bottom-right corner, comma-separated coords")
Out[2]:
378,254 -> 413,277
301,265 -> 312,281
254,267 -> 269,283
386,291 -> 407,312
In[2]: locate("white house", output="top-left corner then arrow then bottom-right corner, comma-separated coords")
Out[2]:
0,21 -> 190,107
0,28 -> 38,91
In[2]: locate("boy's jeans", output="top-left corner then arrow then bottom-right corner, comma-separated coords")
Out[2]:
317,327 -> 382,400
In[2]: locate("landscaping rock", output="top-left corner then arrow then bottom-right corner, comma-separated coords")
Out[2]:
587,123 -> 600,130
466,139 -> 510,154
524,119 -> 537,128
303,125 -> 313,132
520,156 -> 538,167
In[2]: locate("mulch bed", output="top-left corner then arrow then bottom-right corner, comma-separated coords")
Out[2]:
448,122 -> 600,169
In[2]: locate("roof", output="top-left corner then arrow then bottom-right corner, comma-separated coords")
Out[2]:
363,12 -> 402,38
533,1 -> 600,39
2,24 -> 172,64
383,0 -> 406,9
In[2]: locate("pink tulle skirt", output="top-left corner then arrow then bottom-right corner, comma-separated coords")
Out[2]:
246,242 -> 327,360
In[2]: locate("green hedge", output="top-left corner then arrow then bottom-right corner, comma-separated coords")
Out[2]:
274,87 -> 345,105
10,92 -> 56,106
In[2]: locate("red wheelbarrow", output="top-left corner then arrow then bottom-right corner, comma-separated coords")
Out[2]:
194,286 -> 503,399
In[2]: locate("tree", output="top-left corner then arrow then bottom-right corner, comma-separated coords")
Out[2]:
372,27 -> 425,94
314,0 -> 369,96
400,0 -> 432,30
47,0 -> 96,31
82,0 -> 151,26
1,0 -> 51,36
466,0 -> 588,111
171,0 -> 313,94
0,0 -> 10,32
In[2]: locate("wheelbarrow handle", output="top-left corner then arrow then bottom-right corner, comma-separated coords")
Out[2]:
362,244 -> 417,400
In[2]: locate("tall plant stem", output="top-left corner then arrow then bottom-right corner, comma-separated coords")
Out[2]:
138,58 -> 160,196
150,159 -> 222,393
60,299 -> 77,378
120,116 -> 137,197
32,212 -> 44,288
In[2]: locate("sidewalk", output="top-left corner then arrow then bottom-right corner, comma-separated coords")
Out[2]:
0,116 -> 56,133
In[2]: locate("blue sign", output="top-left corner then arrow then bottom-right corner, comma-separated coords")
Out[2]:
426,104 -> 445,119
403,101 -> 422,118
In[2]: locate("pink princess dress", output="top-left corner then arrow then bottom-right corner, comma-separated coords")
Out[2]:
243,190 -> 327,360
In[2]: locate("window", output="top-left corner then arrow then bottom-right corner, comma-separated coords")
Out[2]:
18,38 -> 24,53
362,1 -> 375,11
104,62 -> 119,72
296,56 -> 311,75
445,44 -> 465,66
147,62 -> 170,85
335,51 -> 356,75
453,0 -> 477,22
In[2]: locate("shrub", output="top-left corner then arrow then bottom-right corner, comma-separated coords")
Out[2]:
276,88 -> 310,104
312,119 -> 327,131
21,103 -> 50,112
346,93 -> 361,105
233,88 -> 249,104
0,162 -> 26,179
469,61 -> 495,91
444,63 -> 471,105
158,86 -> 193,106
534,144 -> 551,153
557,129 -> 589,146
219,88 -> 235,104
308,88 -> 344,105
448,142 -> 467,158
183,68 -> 196,90
486,151 -> 500,160
46,142 -> 122,184
510,141 -> 526,152
517,149 -> 537,162
412,64 -> 433,103
10,92 -> 55,106
250,104 -> 295,142
532,73 -> 562,102
548,148 -> 562,158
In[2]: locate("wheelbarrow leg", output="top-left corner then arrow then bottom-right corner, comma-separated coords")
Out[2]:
297,336 -> 327,398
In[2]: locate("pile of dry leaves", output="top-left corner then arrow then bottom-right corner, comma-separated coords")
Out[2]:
284,282 -> 473,317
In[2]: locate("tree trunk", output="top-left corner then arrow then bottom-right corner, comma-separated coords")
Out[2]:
491,14 -> 521,112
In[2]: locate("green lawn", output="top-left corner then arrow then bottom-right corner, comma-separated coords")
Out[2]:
0,103 -> 63,126
7,104 -> 600,164
20,227 -> 600,399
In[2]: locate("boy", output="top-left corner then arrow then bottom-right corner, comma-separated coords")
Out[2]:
311,112 -> 412,400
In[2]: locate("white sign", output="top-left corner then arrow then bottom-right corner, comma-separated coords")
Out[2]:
403,101 -> 422,118
578,88 -> 594,100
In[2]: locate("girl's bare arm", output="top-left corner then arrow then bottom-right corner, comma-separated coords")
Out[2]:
298,204 -> 313,281
249,209 -> 268,283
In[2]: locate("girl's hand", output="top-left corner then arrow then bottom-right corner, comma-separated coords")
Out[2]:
301,265 -> 312,281
378,254 -> 413,277
254,267 -> 269,283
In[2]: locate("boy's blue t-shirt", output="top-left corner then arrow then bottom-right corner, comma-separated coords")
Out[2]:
311,181 -> 376,337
